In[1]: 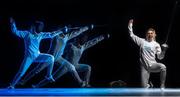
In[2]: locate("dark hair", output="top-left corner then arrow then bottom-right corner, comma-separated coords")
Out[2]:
146,28 -> 156,33
31,21 -> 44,32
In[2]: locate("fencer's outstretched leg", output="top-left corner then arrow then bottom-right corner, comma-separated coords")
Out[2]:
69,67 -> 86,87
8,57 -> 33,89
34,54 -> 55,82
32,64 -> 67,88
76,64 -> 91,87
33,57 -> 85,88
35,66 -> 85,88
18,63 -> 48,85
55,57 -> 85,87
62,59 -> 85,87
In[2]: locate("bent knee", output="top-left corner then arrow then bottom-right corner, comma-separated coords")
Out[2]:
160,64 -> 166,71
68,65 -> 76,72
48,55 -> 54,63
81,64 -> 91,71
86,65 -> 91,71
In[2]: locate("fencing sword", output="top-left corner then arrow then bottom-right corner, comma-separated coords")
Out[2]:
66,24 -> 108,30
165,1 -> 179,44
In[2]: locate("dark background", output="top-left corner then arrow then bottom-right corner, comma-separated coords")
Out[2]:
0,0 -> 180,88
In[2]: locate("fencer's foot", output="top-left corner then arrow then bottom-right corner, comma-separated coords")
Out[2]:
80,82 -> 92,88
85,84 -> 92,88
160,87 -> 165,92
80,81 -> 86,87
161,87 -> 165,91
149,81 -> 154,88
32,84 -> 38,88
84,82 -> 91,88
145,84 -> 150,89
160,85 -> 165,91
45,75 -> 55,82
17,80 -> 25,86
7,85 -> 15,89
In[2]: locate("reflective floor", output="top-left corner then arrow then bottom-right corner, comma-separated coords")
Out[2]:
0,88 -> 180,96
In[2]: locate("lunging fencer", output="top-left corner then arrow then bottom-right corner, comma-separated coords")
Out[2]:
8,18 -> 63,89
19,25 -> 91,87
62,33 -> 110,87
128,19 -> 168,89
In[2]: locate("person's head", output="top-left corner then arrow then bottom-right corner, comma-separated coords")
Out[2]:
146,28 -> 156,42
30,21 -> 44,34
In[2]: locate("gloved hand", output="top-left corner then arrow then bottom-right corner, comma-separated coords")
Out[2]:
63,26 -> 69,33
104,33 -> 110,39
91,24 -> 94,29
161,43 -> 168,51
128,19 -> 133,32
88,24 -> 94,30
10,17 -> 15,23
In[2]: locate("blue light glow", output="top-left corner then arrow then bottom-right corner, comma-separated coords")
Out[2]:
0,88 -> 180,96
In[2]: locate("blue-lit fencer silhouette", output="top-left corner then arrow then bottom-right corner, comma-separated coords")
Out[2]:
8,18 -> 63,89
128,19 -> 168,90
32,34 -> 109,88
63,34 -> 109,87
19,25 -> 91,87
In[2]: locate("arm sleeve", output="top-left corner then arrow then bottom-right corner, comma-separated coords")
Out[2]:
83,35 -> 104,50
128,27 -> 144,46
156,44 -> 166,60
68,26 -> 89,40
11,21 -> 28,38
40,31 -> 63,39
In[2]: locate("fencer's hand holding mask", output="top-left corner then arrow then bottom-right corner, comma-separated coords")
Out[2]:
105,34 -> 110,39
128,19 -> 133,32
10,17 -> 15,23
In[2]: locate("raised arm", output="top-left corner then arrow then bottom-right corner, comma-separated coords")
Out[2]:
128,19 -> 144,46
10,18 -> 28,38
157,43 -> 168,60
68,26 -> 89,40
83,35 -> 105,50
